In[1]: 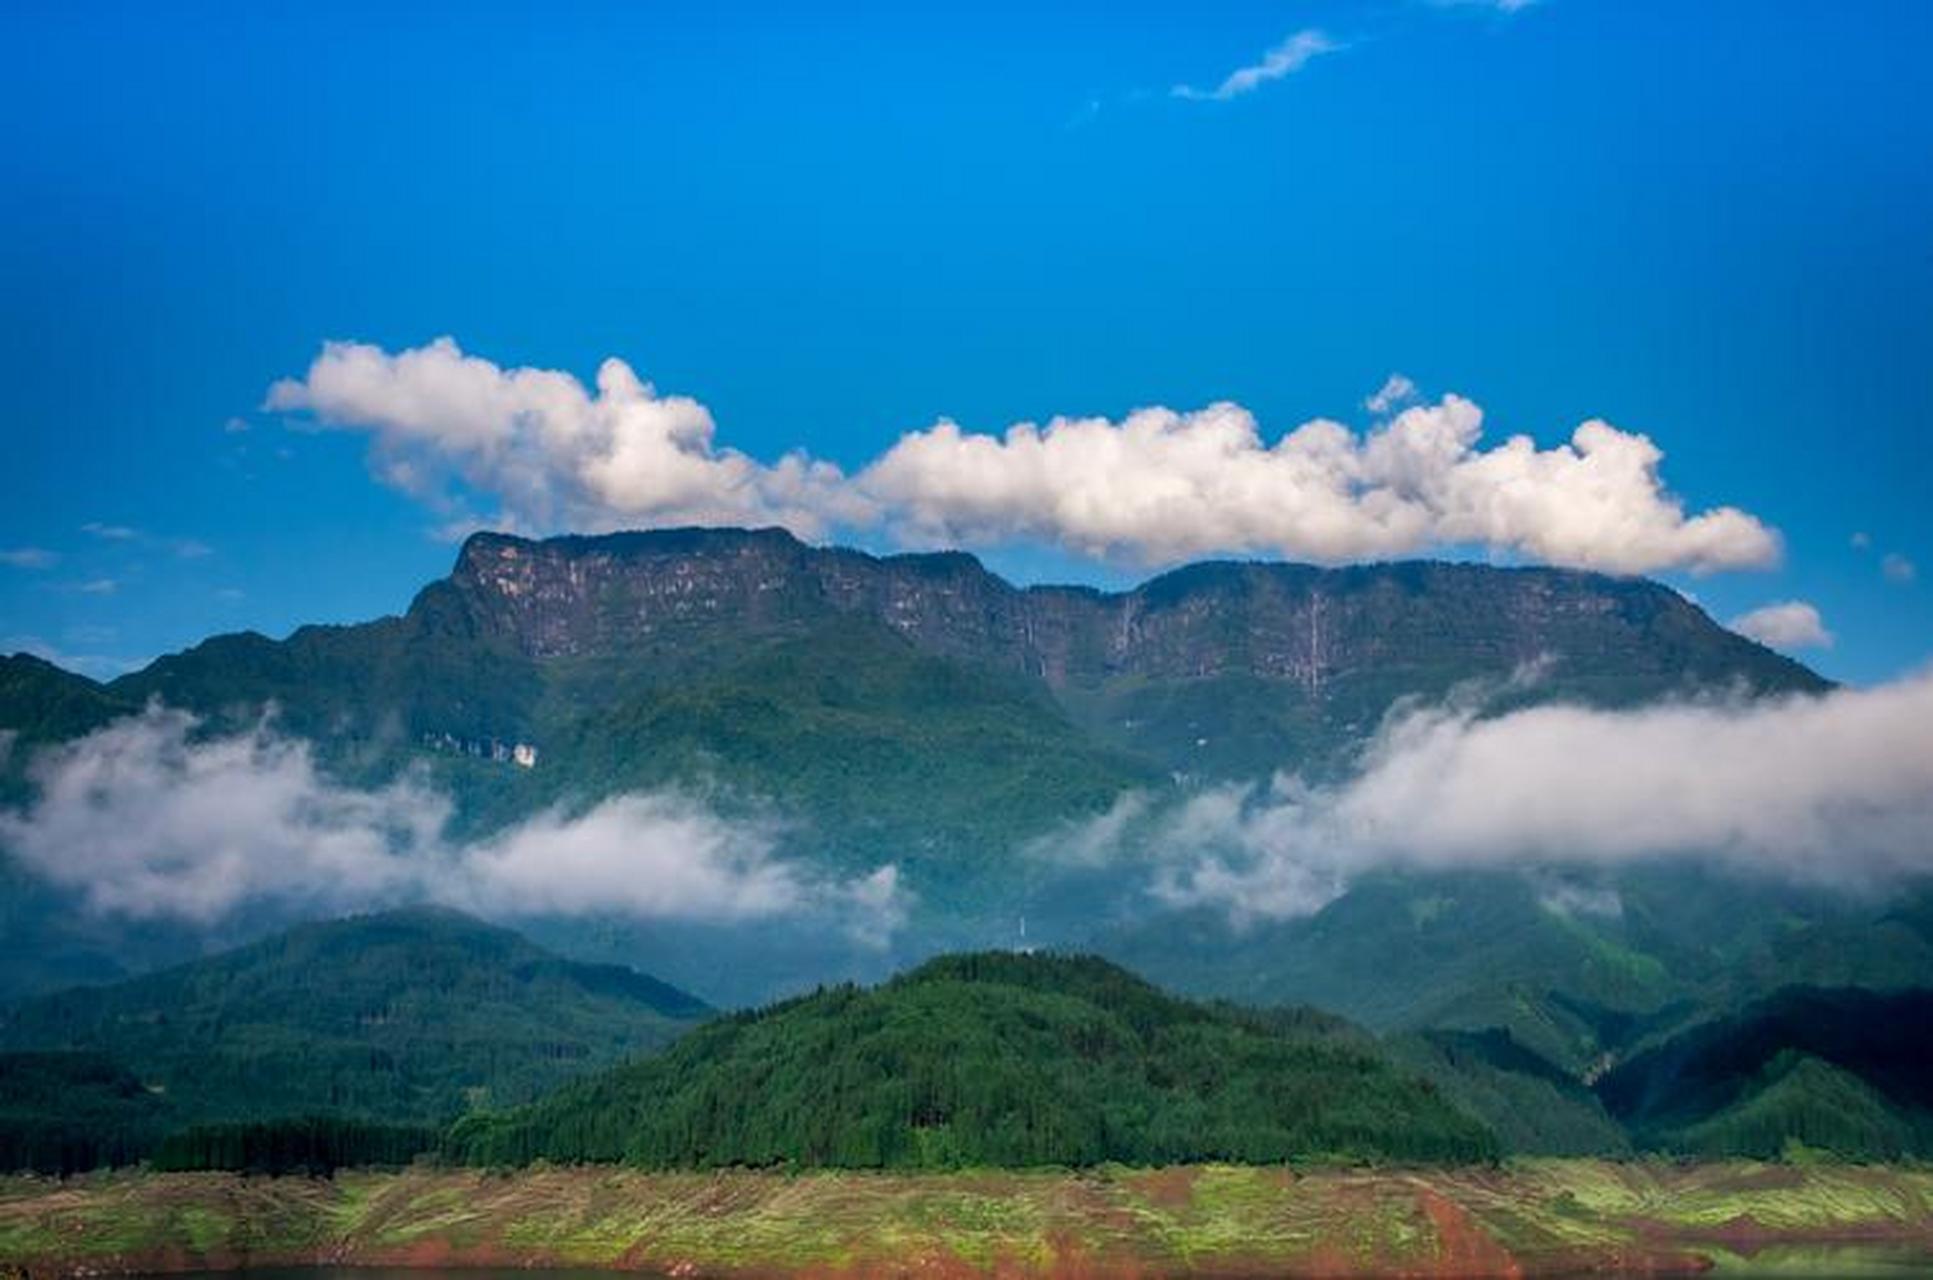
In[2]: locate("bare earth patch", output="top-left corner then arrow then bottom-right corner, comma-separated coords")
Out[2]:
2,1162 -> 1931,1280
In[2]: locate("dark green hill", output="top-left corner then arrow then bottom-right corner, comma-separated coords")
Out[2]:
1096,869 -> 1933,1076
0,1050 -> 174,1174
0,653 -> 134,740
1388,1028 -> 1629,1156
0,653 -> 137,801
1596,987 -> 1933,1159
0,907 -> 708,1129
449,950 -> 1498,1169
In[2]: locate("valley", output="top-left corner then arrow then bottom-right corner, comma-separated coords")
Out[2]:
3,532 -> 1931,1275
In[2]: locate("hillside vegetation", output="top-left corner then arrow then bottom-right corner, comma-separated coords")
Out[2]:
1099,868 -> 1933,1077
0,907 -> 707,1133
450,951 -> 1498,1169
0,1051 -> 172,1175
1598,986 -> 1933,1159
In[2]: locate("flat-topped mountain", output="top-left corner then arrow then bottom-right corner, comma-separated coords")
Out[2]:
109,526 -> 1823,788
443,526 -> 1816,696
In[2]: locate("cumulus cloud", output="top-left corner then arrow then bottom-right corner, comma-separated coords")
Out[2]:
1729,600 -> 1833,651
1062,674 -> 1933,921
1172,29 -> 1340,102
268,338 -> 1780,576
862,396 -> 1779,573
0,548 -> 57,570
266,337 -> 870,538
1884,553 -> 1917,584
0,706 -> 908,943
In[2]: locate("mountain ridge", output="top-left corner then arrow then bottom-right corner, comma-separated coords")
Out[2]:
98,525 -> 1826,788
0,905 -> 710,1128
441,526 -> 1824,692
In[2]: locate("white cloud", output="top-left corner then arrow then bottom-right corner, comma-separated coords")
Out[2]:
1851,531 -> 1872,550
1430,0 -> 1537,12
268,338 -> 1781,577
1883,553 -> 1917,583
1172,29 -> 1340,102
1729,600 -> 1833,651
80,522 -> 139,541
0,706 -> 908,944
266,337 -> 870,539
453,795 -> 812,924
0,708 -> 441,923
75,578 -> 119,595
0,548 -> 57,570
1025,791 -> 1153,868
1535,879 -> 1623,920
863,396 -> 1779,573
1365,374 -> 1419,416
1123,673 -> 1933,921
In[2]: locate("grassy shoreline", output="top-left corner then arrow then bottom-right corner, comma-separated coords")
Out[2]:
2,1161 -> 1931,1279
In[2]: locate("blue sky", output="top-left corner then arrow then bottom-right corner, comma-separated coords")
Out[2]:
2,0 -> 1928,683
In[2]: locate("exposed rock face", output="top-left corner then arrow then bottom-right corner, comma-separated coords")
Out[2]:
444,526 -> 1825,699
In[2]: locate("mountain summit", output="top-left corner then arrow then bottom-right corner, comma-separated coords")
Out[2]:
428,527 -> 1821,776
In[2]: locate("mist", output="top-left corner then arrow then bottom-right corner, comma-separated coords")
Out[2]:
0,705 -> 911,946
1038,670 -> 1933,921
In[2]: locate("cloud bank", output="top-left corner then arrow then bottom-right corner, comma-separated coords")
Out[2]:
1048,672 -> 1933,920
0,706 -> 907,944
269,339 -> 1779,576
1730,600 -> 1832,651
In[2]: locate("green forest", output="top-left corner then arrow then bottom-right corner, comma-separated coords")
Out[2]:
0,908 -> 708,1172
6,906 -> 1933,1177
447,951 -> 1499,1169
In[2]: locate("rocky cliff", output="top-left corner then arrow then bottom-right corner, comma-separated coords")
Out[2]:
436,526 -> 1823,775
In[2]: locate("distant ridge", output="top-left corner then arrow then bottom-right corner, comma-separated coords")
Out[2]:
0,906 -> 710,1127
